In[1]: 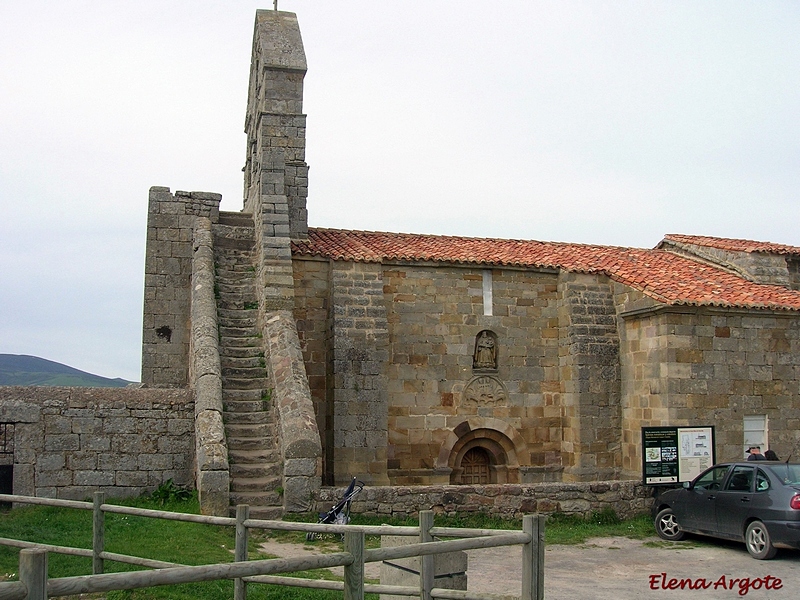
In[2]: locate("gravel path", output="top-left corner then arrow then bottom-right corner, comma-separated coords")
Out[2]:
259,536 -> 800,599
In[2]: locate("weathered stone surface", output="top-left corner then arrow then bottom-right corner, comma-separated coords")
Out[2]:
195,409 -> 229,472
316,480 -> 650,520
283,475 -> 318,512
198,469 -> 230,517
263,310 -> 322,505
0,386 -> 193,499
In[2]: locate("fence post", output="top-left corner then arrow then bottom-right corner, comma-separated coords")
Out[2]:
234,504 -> 250,600
521,514 -> 545,600
93,491 -> 105,575
19,548 -> 47,600
419,510 -> 434,600
343,529 -> 365,600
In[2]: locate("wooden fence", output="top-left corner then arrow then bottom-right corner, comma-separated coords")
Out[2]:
0,492 -> 544,600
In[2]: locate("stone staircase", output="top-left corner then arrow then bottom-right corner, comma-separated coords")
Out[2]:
212,211 -> 283,519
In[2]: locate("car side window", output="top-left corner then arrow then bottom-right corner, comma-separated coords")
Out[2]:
756,469 -> 770,492
725,466 -> 754,492
694,466 -> 730,491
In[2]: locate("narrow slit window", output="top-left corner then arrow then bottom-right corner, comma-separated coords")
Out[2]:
482,269 -> 493,316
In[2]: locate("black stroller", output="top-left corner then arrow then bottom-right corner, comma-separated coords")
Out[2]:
306,477 -> 364,541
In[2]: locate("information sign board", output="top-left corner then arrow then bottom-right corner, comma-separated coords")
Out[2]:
642,426 -> 715,485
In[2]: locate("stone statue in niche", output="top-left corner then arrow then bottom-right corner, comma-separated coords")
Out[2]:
473,330 -> 498,370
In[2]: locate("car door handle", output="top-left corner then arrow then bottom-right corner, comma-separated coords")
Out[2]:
707,495 -> 715,500
740,497 -> 750,502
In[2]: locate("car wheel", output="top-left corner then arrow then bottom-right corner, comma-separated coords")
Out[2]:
655,508 -> 685,541
745,521 -> 777,560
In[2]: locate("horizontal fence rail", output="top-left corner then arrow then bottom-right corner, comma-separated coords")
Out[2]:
0,491 -> 544,600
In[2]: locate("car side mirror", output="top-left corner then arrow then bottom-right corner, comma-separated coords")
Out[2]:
682,481 -> 692,489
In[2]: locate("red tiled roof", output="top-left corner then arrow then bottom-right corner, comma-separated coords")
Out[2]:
292,228 -> 800,312
662,234 -> 800,256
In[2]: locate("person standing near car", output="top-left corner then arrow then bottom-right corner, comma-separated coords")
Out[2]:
747,446 -> 766,460
764,449 -> 779,460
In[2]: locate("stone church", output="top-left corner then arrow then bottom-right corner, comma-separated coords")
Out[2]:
141,10 -> 800,516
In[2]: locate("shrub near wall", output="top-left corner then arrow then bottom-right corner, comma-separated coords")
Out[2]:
315,481 -> 653,520
0,386 -> 194,500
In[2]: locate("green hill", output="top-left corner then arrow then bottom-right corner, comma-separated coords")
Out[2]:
0,354 -> 135,387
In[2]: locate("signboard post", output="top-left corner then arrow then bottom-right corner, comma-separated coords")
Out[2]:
642,426 -> 715,485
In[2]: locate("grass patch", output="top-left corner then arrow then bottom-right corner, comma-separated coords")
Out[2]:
544,510 -> 653,545
284,509 -> 654,547
0,494 -> 376,600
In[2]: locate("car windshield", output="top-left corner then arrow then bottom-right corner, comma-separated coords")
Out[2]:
764,463 -> 800,485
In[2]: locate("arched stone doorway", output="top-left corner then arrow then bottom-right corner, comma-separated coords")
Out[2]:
441,419 -> 523,484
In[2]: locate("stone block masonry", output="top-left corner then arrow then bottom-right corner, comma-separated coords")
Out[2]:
142,187 -> 222,387
315,480 -> 652,521
330,261 -> 390,486
0,387 -> 193,500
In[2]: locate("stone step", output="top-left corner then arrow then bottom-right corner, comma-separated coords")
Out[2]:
220,356 -> 264,370
212,224 -> 255,240
230,505 -> 284,520
213,255 -> 254,269
217,297 -> 257,311
219,336 -> 262,349
224,399 -> 269,414
220,346 -> 263,359
222,388 -> 265,402
230,463 -> 282,480
230,476 -> 282,493
229,490 -> 282,508
218,211 -> 255,227
229,448 -> 280,465
213,236 -> 255,251
220,335 -> 261,349
216,271 -> 255,283
222,366 -> 267,379
220,326 -> 260,338
218,307 -> 256,318
227,436 -> 270,452
216,284 -> 256,297
226,422 -> 272,438
218,319 -> 257,331
224,410 -> 273,425
218,309 -> 257,323
222,377 -> 268,390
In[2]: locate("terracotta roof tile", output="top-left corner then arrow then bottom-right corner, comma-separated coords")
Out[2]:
292,228 -> 800,312
662,234 -> 800,256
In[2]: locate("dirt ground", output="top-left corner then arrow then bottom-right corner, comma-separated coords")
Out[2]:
259,535 -> 800,599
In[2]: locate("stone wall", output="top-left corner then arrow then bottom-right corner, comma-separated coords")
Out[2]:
262,310 -> 322,511
382,264 -> 562,485
558,272 -> 621,481
191,219 -> 230,515
0,387 -> 194,500
330,261 -> 390,486
789,258 -> 800,291
618,305 -> 800,475
292,256 -> 333,482
315,480 -> 652,521
142,187 -> 221,387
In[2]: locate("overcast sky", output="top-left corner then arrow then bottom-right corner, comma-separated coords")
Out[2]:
1,1 -> 798,382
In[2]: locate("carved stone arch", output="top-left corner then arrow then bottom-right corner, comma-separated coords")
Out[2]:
436,418 -> 525,484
